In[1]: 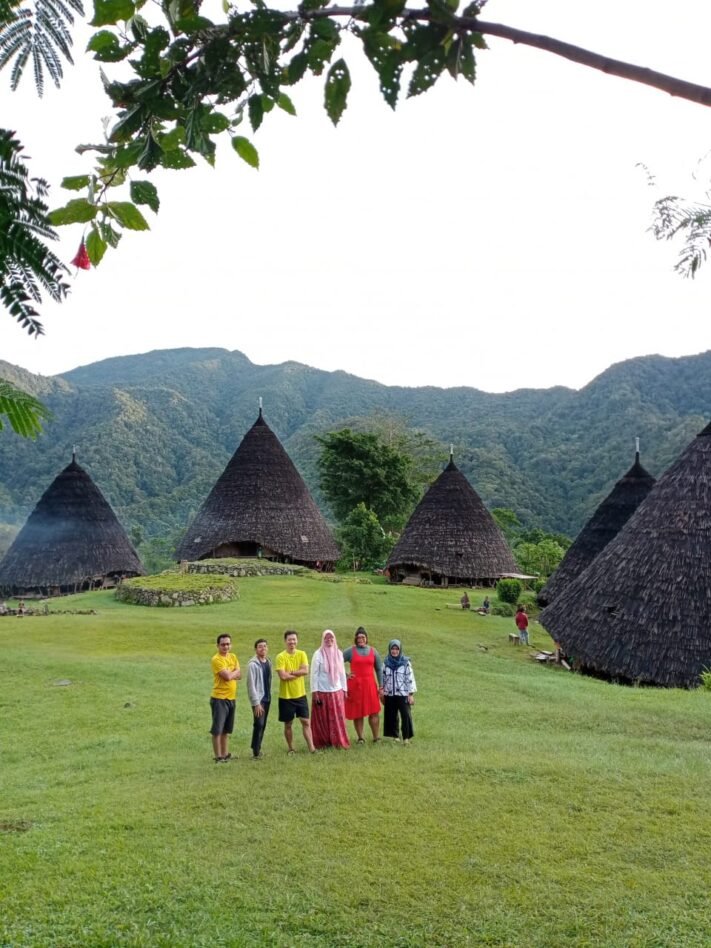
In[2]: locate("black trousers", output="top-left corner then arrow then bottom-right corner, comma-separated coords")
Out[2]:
250,701 -> 270,756
383,696 -> 413,740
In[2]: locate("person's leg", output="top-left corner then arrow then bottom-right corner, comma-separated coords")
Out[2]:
255,703 -> 270,756
383,696 -> 399,739
212,734 -> 222,759
299,716 -> 315,752
353,717 -> 365,742
368,712 -> 380,741
251,708 -> 267,757
284,720 -> 294,751
400,698 -> 414,742
218,733 -> 230,758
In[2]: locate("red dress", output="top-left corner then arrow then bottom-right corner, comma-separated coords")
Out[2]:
345,648 -> 381,719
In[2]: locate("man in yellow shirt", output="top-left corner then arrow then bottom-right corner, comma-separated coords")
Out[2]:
275,630 -> 315,754
210,633 -> 241,762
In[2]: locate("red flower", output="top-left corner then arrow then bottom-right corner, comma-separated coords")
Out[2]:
71,241 -> 91,270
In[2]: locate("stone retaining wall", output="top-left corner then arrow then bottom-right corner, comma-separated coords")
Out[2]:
116,583 -> 238,607
187,562 -> 304,578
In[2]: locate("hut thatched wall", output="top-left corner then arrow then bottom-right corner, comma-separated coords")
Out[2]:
176,410 -> 339,566
0,457 -> 144,595
540,422 -> 711,687
386,459 -> 516,584
537,454 -> 655,606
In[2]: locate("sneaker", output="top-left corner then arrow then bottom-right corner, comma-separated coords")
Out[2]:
356,738 -> 365,745
403,739 -> 411,746
252,753 -> 264,760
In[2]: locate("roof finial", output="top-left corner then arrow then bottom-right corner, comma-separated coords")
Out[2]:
258,396 -> 263,418
72,444 -> 77,463
450,443 -> 454,462
635,436 -> 640,462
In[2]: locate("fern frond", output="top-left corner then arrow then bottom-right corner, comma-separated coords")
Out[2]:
0,377 -> 52,437
0,0 -> 84,93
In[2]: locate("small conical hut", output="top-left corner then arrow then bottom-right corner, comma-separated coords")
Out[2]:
540,421 -> 711,687
386,456 -> 517,586
537,447 -> 655,606
176,408 -> 339,568
0,454 -> 144,597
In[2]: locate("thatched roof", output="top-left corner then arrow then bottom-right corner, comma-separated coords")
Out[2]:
0,455 -> 144,591
386,458 -> 517,581
540,422 -> 711,687
537,451 -> 655,606
175,409 -> 339,564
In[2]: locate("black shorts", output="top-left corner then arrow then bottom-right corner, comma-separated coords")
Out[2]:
278,696 -> 309,722
210,697 -> 235,735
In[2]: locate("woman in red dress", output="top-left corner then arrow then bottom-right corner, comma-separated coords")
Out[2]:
343,627 -> 383,744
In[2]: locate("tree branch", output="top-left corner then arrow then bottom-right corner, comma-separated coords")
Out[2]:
470,18 -> 711,107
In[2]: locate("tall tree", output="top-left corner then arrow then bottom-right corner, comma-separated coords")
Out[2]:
317,428 -> 421,531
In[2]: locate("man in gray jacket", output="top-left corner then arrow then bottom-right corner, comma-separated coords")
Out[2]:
247,638 -> 272,759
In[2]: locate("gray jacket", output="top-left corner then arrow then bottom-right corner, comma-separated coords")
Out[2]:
247,655 -> 272,707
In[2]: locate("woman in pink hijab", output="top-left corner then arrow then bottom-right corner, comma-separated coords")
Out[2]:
310,630 -> 351,749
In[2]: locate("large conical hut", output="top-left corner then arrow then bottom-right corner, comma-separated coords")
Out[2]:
537,446 -> 655,607
176,408 -> 339,568
540,421 -> 711,688
386,455 -> 517,586
0,453 -> 144,597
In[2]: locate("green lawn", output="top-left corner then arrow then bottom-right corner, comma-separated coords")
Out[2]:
1,576 -> 710,947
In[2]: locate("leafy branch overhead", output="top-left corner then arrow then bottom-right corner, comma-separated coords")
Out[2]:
41,0 -> 711,266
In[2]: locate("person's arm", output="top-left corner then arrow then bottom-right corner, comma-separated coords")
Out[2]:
246,663 -> 259,706
342,646 -> 353,665
292,651 -> 309,678
310,651 -> 321,693
276,653 -> 296,681
338,653 -> 347,692
372,649 -> 384,688
407,661 -> 417,701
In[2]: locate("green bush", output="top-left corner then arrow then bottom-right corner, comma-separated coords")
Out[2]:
492,603 -> 515,617
497,578 -> 522,604
533,578 -> 547,594
700,668 -> 711,691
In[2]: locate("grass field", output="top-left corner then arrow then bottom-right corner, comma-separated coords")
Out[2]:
2,575 -> 711,947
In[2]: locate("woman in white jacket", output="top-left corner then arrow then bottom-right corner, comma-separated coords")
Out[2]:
382,639 -> 416,744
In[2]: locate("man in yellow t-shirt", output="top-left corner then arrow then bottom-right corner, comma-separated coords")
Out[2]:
275,630 -> 315,754
210,633 -> 241,762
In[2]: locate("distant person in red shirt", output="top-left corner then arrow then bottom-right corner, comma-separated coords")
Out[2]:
515,605 -> 529,645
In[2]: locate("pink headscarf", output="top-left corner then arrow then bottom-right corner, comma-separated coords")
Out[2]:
319,629 -> 344,687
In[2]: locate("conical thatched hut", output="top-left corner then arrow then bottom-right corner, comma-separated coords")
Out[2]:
175,409 -> 339,568
0,454 -> 144,597
386,456 -> 517,586
540,422 -> 711,687
537,449 -> 655,607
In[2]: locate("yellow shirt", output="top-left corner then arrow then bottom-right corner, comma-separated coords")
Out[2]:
211,652 -> 239,700
275,649 -> 308,700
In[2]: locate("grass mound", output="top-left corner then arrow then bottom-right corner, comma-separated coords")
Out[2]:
116,571 -> 238,606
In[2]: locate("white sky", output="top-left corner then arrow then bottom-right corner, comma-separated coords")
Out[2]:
3,0 -> 711,392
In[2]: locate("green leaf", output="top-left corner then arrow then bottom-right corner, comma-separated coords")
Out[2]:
98,221 -> 123,248
61,176 -> 91,192
324,58 -> 351,126
159,127 -> 186,151
277,92 -> 296,116
446,34 -> 476,83
232,136 -> 259,169
87,30 -> 131,62
203,112 -> 231,134
248,95 -> 264,132
91,0 -> 136,27
130,180 -> 160,213
86,225 -> 108,266
106,202 -> 150,230
307,37 -> 338,75
408,48 -> 446,97
311,18 -> 339,41
161,149 -> 196,169
287,52 -> 308,85
48,199 -> 98,226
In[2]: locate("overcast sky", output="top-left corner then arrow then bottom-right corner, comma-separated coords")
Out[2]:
3,0 -> 711,392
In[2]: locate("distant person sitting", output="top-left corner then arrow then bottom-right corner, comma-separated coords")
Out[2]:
478,596 -> 491,615
460,592 -> 471,610
515,605 -> 529,645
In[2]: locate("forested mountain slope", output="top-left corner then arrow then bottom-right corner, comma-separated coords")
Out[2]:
1,348 -> 708,540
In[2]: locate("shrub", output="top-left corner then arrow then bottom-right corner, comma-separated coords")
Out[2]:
492,603 -> 515,617
700,668 -> 711,691
533,578 -> 547,594
497,578 -> 522,604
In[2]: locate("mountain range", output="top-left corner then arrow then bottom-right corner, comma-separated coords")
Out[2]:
1,347 -> 710,541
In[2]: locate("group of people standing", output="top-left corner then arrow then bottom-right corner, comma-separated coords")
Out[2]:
209,627 -> 417,762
